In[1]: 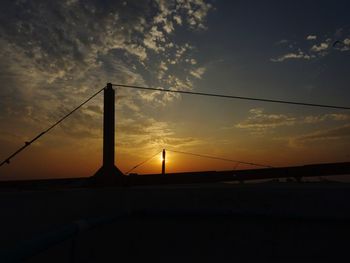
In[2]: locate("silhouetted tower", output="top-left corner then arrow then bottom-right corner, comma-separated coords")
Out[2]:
162,149 -> 166,176
103,83 -> 115,168
93,83 -> 123,178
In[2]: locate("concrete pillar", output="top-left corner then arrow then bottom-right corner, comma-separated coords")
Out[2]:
103,83 -> 115,168
93,83 -> 124,178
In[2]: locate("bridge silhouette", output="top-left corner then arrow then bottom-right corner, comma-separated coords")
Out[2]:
1,83 -> 350,263
1,82 -> 350,185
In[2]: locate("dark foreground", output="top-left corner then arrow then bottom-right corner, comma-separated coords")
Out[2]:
1,182 -> 350,262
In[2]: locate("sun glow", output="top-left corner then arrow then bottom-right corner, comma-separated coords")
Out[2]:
159,151 -> 169,163
159,155 -> 165,163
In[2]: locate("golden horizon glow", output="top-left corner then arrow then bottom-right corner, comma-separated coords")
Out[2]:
1,1 -> 350,182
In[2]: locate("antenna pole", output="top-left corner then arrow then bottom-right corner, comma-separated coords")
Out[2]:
162,149 -> 166,176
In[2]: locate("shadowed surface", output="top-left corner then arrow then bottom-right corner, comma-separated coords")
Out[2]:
1,182 -> 350,262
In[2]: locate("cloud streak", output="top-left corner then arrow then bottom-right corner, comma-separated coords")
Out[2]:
289,124 -> 350,147
235,108 -> 350,135
235,108 -> 297,134
270,50 -> 311,62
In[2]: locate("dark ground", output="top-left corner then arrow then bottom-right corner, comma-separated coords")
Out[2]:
1,182 -> 350,262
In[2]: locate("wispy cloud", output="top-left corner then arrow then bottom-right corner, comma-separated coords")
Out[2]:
0,0 -> 213,143
334,38 -> 350,51
289,124 -> 350,147
271,28 -> 350,62
116,113 -> 203,157
234,108 -> 350,135
310,39 -> 331,53
270,50 -> 311,62
190,67 -> 206,79
303,113 -> 350,124
306,35 -> 317,40
275,39 -> 289,45
235,108 -> 297,134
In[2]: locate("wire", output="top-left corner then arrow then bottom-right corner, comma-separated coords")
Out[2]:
111,83 -> 350,110
125,150 -> 163,174
0,86 -> 105,167
167,149 -> 272,168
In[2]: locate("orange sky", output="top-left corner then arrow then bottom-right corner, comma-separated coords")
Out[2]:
0,0 -> 350,180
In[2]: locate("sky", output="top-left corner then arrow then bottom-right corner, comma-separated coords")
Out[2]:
0,0 -> 350,180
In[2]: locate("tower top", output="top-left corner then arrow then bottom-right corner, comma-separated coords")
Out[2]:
106,83 -> 113,89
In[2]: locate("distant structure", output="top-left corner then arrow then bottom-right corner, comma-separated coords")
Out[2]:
162,149 -> 166,176
93,83 -> 124,178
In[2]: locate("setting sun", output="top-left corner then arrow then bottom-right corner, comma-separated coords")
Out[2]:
159,154 -> 164,163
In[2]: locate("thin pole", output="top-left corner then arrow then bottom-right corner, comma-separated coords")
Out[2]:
162,149 -> 166,176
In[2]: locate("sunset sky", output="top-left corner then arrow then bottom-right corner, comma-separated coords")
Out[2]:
0,0 -> 350,180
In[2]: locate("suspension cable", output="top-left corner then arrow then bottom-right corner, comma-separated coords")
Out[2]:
112,83 -> 350,110
0,86 -> 105,167
125,150 -> 163,174
167,149 -> 272,168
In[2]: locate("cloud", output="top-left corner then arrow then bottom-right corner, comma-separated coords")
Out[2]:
173,15 -> 182,25
306,35 -> 317,40
334,38 -> 350,51
157,61 -> 169,80
290,124 -> 350,147
190,67 -> 206,79
143,25 -> 166,52
270,50 -> 311,62
275,39 -> 289,45
0,0 -> 213,143
116,114 -> 202,156
175,0 -> 213,30
303,113 -> 350,124
235,108 -> 297,133
271,30 -> 350,63
138,73 -> 194,105
234,109 -> 350,135
311,42 -> 329,52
